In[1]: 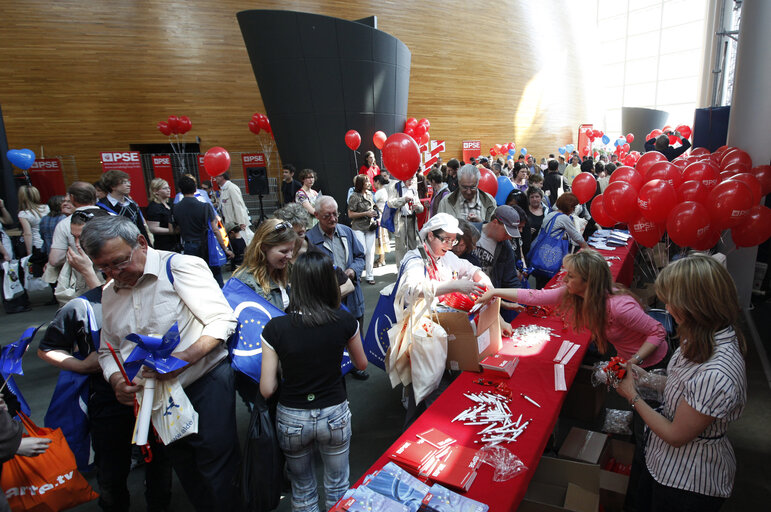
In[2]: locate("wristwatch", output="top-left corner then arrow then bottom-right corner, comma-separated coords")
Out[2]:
630,394 -> 641,409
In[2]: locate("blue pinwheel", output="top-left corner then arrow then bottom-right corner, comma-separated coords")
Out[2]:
0,325 -> 43,416
123,323 -> 189,381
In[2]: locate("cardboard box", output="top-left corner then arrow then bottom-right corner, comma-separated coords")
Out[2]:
439,298 -> 501,372
520,456 -> 600,512
558,427 -> 609,465
560,365 -> 607,423
598,439 -> 635,512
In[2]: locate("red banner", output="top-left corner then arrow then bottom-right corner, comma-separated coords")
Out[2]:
151,155 -> 175,196
241,153 -> 266,194
100,151 -> 148,207
27,158 -> 66,203
462,140 -> 481,163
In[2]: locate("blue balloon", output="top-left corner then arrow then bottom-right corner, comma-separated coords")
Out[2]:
508,148 -> 515,156
566,144 -> 575,153
520,148 -> 527,156
495,176 -> 514,206
558,146 -> 566,155
7,149 -> 36,170
601,134 -> 610,144
617,138 -> 626,147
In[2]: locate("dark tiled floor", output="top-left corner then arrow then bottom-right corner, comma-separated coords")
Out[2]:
2,258 -> 769,511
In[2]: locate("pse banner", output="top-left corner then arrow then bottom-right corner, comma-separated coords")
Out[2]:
241,153 -> 266,194
151,155 -> 176,196
27,158 -> 66,203
462,140 -> 481,163
100,151 -> 148,206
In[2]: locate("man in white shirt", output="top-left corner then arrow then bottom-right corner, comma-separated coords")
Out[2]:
214,173 -> 253,245
80,215 -> 240,511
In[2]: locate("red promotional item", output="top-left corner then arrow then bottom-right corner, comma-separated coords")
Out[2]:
750,165 -> 771,196
203,147 -> 231,177
667,202 -> 712,247
608,166 -> 643,191
157,121 -> 171,136
731,205 -> 771,248
589,194 -> 617,228
629,213 -> 664,248
603,181 -> 639,223
677,180 -> 709,205
479,353 -> 520,377
727,173 -> 762,205
373,131 -> 387,150
645,161 -> 683,189
382,133 -> 421,181
27,159 -> 66,203
720,148 -> 752,171
676,125 -> 692,139
1,412 -> 99,511
478,168 -> 498,197
691,227 -> 722,251
345,130 -> 361,151
682,161 -> 719,190
637,179 -> 677,223
571,173 -> 596,204
707,180 -> 753,230
635,151 -> 667,177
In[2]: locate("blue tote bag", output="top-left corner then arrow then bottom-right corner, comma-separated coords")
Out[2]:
527,213 -> 570,278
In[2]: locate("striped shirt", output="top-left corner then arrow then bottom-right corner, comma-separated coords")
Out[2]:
646,327 -> 746,497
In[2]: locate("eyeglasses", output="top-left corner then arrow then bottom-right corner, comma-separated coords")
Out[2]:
321,211 -> 340,220
434,233 -> 458,247
72,210 -> 96,223
97,245 -> 138,274
275,221 -> 292,232
460,185 -> 477,191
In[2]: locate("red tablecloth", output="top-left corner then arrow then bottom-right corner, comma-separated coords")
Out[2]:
354,243 -> 637,511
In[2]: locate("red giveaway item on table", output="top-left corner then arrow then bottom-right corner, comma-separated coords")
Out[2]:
603,356 -> 627,388
480,354 -> 520,377
423,444 -> 482,492
389,439 -> 438,471
417,428 -> 457,449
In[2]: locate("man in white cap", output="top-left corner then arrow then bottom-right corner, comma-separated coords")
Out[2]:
472,205 -> 525,322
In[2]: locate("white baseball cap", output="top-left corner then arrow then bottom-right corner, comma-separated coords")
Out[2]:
419,213 -> 464,240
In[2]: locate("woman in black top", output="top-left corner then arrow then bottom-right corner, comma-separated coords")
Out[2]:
261,252 -> 367,511
146,179 -> 179,251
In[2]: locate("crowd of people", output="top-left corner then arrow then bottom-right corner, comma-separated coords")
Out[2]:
0,128 -> 748,512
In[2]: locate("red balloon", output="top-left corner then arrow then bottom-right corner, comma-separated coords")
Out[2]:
419,131 -> 430,146
344,130 -> 361,151
721,148 -> 752,170
646,161 -> 683,189
626,133 -> 634,143
248,119 -> 260,135
722,161 -> 750,174
157,121 -> 171,136
676,125 -> 692,139
373,131 -> 387,150
507,142 -> 515,151
571,173 -> 597,204
413,123 -> 427,139
667,202 -> 712,247
750,165 -> 771,196
203,147 -> 231,177
731,205 -> 771,248
708,180 -> 753,230
728,173 -> 762,205
690,147 -> 710,157
635,151 -> 667,177
167,115 -> 180,134
179,115 -> 192,134
714,145 -> 731,157
418,118 -> 430,130
489,147 -> 497,156
691,227 -> 722,251
404,117 -> 418,131
257,114 -> 270,132
622,143 -> 630,153
479,168 -> 498,197
590,194 -> 616,227
719,170 -> 740,182
650,129 -> 663,139
251,113 -> 260,123
638,179 -> 678,223
682,161 -> 719,190
671,158 -> 688,170
668,134 -> 679,145
382,133 -> 421,181
494,144 -> 503,155
629,213 -> 664,248
677,180 -> 709,205
604,181 -> 639,223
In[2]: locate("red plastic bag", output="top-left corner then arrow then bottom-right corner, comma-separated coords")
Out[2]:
1,412 -> 98,511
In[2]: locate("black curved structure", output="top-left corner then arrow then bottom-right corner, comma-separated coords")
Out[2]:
237,10 -> 411,204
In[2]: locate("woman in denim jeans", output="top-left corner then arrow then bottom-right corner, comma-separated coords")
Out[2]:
260,251 -> 368,512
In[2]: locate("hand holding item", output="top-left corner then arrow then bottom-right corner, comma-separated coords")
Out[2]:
17,437 -> 52,457
110,374 -> 142,406
475,287 -> 497,304
467,212 -> 482,223
616,364 -> 638,401
454,278 -> 486,297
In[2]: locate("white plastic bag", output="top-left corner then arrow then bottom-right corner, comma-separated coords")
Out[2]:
135,377 -> 199,445
2,260 -> 24,300
409,311 -> 448,405
21,255 -> 50,293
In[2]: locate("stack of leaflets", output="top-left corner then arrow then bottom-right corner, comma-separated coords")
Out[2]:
479,353 -> 520,377
588,229 -> 631,250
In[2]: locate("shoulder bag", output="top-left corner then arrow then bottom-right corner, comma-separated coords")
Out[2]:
527,213 -> 569,278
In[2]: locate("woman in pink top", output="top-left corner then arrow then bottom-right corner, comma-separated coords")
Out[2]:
477,249 -> 667,367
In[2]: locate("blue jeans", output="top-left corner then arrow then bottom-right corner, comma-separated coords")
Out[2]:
276,401 -> 352,512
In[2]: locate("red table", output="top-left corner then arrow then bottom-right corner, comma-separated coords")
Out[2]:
354,244 -> 637,511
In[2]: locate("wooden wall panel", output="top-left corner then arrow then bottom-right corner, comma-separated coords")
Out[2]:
0,0 -> 592,186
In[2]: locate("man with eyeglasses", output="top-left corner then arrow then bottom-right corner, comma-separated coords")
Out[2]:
471,206 -> 524,323
80,215 -> 241,511
306,196 -> 369,380
436,164 -> 496,226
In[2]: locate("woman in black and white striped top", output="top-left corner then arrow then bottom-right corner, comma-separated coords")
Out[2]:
617,255 -> 747,512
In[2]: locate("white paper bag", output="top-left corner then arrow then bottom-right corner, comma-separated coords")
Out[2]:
21,255 -> 50,293
2,260 -> 25,300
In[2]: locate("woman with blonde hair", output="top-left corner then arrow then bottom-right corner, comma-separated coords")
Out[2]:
17,185 -> 50,258
232,218 -> 298,310
145,178 -> 179,251
476,249 -> 667,366
617,255 -> 746,511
